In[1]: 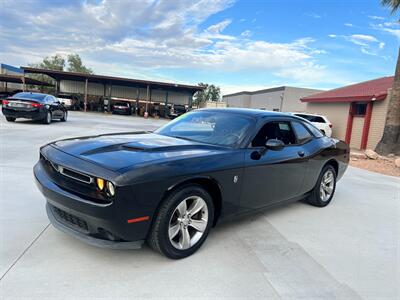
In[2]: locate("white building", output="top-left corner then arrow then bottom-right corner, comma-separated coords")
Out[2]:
223,86 -> 322,112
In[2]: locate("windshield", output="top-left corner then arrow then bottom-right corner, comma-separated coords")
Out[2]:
155,110 -> 254,147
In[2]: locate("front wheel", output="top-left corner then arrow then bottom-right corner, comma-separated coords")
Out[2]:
307,165 -> 336,207
43,111 -> 52,124
6,117 -> 16,122
147,185 -> 214,259
61,111 -> 67,122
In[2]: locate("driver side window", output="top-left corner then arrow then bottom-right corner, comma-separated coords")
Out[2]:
251,121 -> 296,147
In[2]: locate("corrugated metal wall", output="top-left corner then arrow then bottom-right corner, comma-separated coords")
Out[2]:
59,80 -> 190,105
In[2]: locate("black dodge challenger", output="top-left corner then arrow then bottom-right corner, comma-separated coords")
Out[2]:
34,108 -> 349,258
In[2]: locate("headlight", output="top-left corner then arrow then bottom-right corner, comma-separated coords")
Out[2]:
106,181 -> 115,196
96,178 -> 105,190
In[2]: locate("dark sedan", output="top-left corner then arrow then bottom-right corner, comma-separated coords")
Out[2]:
34,108 -> 349,258
112,101 -> 132,115
2,92 -> 67,124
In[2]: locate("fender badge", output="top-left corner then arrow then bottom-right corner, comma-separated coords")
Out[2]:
233,175 -> 239,183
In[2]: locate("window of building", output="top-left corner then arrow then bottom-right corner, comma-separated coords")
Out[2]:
352,103 -> 367,116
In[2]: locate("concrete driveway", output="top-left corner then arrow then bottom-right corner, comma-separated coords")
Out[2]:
0,111 -> 399,299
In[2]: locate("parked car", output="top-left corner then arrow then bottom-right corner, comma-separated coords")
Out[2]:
2,92 -> 68,124
57,98 -> 73,110
57,94 -> 80,110
292,112 -> 332,137
34,109 -> 349,258
166,104 -> 188,118
112,101 -> 132,115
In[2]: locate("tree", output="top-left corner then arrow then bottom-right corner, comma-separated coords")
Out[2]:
67,54 -> 93,74
193,83 -> 221,106
381,0 -> 400,14
375,1 -> 400,155
29,54 -> 65,71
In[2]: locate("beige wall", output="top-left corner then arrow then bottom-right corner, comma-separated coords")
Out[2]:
225,94 -> 251,107
350,117 -> 364,148
305,102 -> 350,140
367,90 -> 391,149
250,89 -> 283,110
282,87 -> 321,112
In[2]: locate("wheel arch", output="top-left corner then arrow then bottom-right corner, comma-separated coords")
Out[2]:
161,176 -> 223,227
324,158 -> 338,175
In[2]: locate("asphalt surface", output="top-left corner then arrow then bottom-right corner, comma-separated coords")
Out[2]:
0,111 -> 399,299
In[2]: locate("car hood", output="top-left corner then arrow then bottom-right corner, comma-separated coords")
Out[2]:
50,132 -> 227,172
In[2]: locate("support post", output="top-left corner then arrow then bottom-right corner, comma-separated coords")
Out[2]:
108,84 -> 112,112
84,78 -> 88,112
360,101 -> 373,150
144,85 -> 149,118
345,103 -> 354,145
55,79 -> 60,96
21,75 -> 26,92
188,94 -> 193,108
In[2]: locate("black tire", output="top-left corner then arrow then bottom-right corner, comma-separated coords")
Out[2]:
6,117 -> 16,122
307,164 -> 337,207
147,184 -> 214,259
43,111 -> 52,124
61,111 -> 67,122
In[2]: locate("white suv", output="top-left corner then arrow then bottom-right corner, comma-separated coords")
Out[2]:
293,113 -> 332,137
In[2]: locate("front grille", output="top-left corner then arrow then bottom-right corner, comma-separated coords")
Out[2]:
42,154 -> 93,184
52,206 -> 89,232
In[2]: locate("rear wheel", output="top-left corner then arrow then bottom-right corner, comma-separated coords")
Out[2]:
43,111 -> 52,124
5,117 -> 15,122
147,185 -> 214,259
307,165 -> 336,207
61,111 -> 67,122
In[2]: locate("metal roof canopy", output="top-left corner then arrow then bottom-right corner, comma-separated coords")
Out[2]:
22,67 -> 203,94
0,74 -> 53,86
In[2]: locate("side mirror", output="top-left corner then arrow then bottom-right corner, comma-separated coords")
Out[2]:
265,139 -> 285,151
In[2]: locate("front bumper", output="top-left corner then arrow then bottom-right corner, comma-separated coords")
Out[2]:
46,203 -> 143,249
34,158 -> 149,249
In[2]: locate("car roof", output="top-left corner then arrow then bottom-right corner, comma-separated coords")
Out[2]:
11,92 -> 51,101
198,108 -> 290,118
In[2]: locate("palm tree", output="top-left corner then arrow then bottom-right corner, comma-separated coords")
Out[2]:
375,0 -> 400,155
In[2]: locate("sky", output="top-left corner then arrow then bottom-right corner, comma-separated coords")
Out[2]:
0,0 -> 399,95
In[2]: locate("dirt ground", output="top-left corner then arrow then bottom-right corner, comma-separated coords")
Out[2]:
350,158 -> 400,177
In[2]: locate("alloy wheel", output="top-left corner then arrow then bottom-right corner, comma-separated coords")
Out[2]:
168,196 -> 209,250
320,170 -> 334,202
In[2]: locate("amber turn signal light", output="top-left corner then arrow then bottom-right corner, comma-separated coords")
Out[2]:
96,178 -> 105,190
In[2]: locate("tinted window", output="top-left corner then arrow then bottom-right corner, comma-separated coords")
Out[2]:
295,114 -> 325,123
11,92 -> 47,102
353,103 -> 367,116
303,122 -> 324,138
291,121 -> 313,143
252,121 -> 296,147
156,111 -> 254,147
115,102 -> 129,106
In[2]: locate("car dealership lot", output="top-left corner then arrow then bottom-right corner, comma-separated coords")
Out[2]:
0,111 -> 399,299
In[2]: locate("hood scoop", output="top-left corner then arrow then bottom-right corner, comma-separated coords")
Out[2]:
80,143 -> 146,156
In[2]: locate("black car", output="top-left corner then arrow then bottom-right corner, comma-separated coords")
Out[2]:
34,108 -> 349,258
2,92 -> 68,124
112,101 -> 132,115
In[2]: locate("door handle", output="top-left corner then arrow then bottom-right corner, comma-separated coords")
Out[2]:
298,151 -> 305,157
